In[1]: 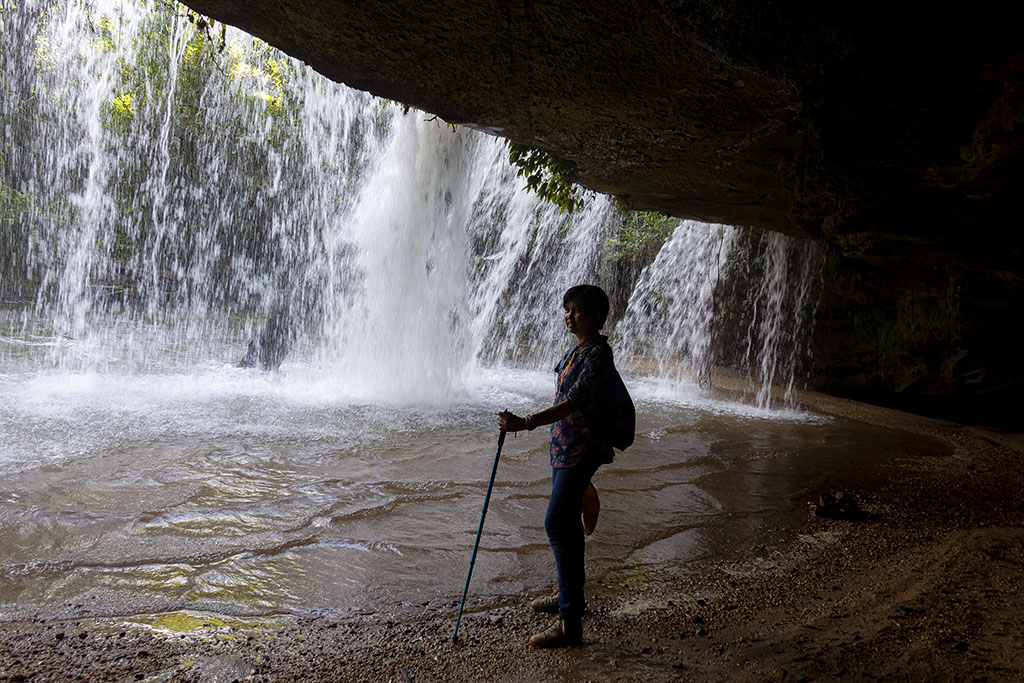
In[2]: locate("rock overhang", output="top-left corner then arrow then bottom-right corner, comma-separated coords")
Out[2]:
178,0 -> 1024,424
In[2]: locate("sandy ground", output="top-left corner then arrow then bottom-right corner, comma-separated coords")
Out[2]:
2,390 -> 1023,682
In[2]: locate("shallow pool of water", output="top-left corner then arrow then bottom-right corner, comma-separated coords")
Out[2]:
0,341 -> 949,623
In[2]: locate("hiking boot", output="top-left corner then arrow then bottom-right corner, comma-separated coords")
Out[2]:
528,617 -> 582,648
529,592 -> 559,614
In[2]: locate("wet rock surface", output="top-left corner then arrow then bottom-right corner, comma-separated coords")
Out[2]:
3,393 -> 1021,681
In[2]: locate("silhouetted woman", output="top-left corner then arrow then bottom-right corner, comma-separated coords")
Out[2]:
497,284 -> 616,647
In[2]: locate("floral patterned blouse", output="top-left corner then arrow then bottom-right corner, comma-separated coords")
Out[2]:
549,334 -> 617,468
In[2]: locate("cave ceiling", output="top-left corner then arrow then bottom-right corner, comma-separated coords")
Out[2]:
180,2 -> 1021,260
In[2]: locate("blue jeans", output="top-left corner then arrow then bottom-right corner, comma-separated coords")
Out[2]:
545,460 -> 600,619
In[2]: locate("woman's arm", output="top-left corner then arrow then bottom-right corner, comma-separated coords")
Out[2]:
495,401 -> 573,433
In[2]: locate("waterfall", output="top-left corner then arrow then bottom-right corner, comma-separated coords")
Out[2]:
1,0 -> 820,408
744,231 -> 824,407
616,220 -> 739,383
616,222 -> 823,407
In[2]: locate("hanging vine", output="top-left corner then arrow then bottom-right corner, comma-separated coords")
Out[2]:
506,141 -> 583,213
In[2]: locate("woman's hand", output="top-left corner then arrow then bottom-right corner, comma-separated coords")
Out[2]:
495,410 -> 527,433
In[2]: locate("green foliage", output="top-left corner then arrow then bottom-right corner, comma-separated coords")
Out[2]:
93,5 -> 173,131
0,185 -> 30,215
91,15 -> 118,53
0,183 -> 30,248
110,90 -> 135,122
90,1 -> 298,138
840,277 -> 962,391
4,2 -> 326,303
602,211 -> 677,263
0,183 -> 38,300
506,141 -> 583,213
871,280 -> 961,362
228,39 -> 291,118
599,209 -> 680,325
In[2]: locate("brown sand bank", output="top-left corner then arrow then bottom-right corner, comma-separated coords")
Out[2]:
2,392 -> 1023,682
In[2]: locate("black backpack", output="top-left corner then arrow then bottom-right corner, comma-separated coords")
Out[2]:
596,363 -> 635,451
560,340 -> 636,451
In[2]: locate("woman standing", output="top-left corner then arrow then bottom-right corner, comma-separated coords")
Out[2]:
497,284 -> 617,648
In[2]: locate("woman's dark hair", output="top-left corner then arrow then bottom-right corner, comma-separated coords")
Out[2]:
563,284 -> 610,330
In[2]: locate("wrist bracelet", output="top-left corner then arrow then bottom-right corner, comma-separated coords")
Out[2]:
524,414 -> 535,431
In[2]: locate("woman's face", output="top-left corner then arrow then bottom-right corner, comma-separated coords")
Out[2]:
564,298 -> 598,339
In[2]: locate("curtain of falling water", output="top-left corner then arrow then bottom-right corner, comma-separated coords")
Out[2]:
2,2 -> 358,371
616,220 -> 739,382
616,222 -> 823,407
1,0 -> 821,405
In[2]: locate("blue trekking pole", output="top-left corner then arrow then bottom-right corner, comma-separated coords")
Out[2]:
452,429 -> 506,642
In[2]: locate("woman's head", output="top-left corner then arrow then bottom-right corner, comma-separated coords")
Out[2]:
562,284 -> 609,332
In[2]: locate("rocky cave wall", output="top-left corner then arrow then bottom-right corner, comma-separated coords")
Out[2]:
181,0 -> 1024,426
